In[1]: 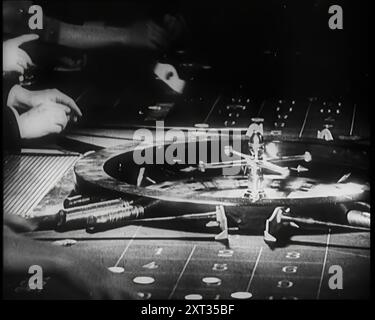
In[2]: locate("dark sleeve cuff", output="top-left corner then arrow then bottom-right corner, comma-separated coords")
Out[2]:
3,107 -> 21,152
3,77 -> 17,107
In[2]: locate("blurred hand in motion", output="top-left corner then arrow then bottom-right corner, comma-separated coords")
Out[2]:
162,14 -> 188,45
3,213 -> 37,233
3,34 -> 39,74
7,85 -> 82,118
4,226 -> 139,300
135,15 -> 187,51
18,102 -> 72,139
126,20 -> 168,50
60,256 -> 139,299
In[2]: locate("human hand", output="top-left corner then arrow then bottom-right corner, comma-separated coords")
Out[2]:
154,62 -> 185,93
8,86 -> 82,118
3,214 -> 37,233
135,15 -> 187,51
58,256 -> 139,299
3,228 -> 138,300
162,14 -> 188,43
125,20 -> 168,50
3,34 -> 39,74
18,102 -> 72,139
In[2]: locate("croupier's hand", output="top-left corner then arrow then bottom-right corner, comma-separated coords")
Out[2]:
59,255 -> 140,300
3,228 -> 139,300
124,20 -> 168,51
8,86 -> 82,118
18,102 -> 72,139
3,213 -> 37,233
3,34 -> 39,74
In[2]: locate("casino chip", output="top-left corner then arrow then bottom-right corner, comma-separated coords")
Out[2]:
108,266 -> 125,274
137,292 -> 152,300
194,123 -> 209,128
202,277 -> 222,286
185,294 -> 203,300
133,276 -> 155,285
52,239 -> 77,247
231,292 -> 253,299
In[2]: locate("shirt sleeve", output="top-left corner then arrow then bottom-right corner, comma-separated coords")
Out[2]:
3,76 -> 17,107
3,78 -> 22,151
3,107 -> 21,152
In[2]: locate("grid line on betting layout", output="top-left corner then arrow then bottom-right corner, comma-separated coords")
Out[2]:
168,245 -> 197,299
316,229 -> 331,300
298,101 -> 311,138
119,270 -> 322,280
113,226 -> 142,268
246,247 -> 263,292
108,240 -> 339,254
327,249 -> 369,259
111,254 -> 325,264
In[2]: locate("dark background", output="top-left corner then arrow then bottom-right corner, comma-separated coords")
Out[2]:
37,0 -> 370,95
23,0 -> 371,126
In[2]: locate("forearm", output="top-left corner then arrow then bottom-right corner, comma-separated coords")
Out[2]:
57,21 -> 130,49
3,107 -> 21,151
3,226 -> 73,275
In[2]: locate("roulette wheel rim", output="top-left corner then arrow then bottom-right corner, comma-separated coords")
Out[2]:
74,137 -> 369,207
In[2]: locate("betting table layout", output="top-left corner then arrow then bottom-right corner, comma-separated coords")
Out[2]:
4,164 -> 370,300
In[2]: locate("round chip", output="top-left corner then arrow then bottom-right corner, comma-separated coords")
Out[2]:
108,266 -> 125,274
52,239 -> 77,247
194,123 -> 209,128
137,292 -> 152,300
133,276 -> 155,285
231,292 -> 253,299
202,277 -> 222,286
185,294 -> 203,300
